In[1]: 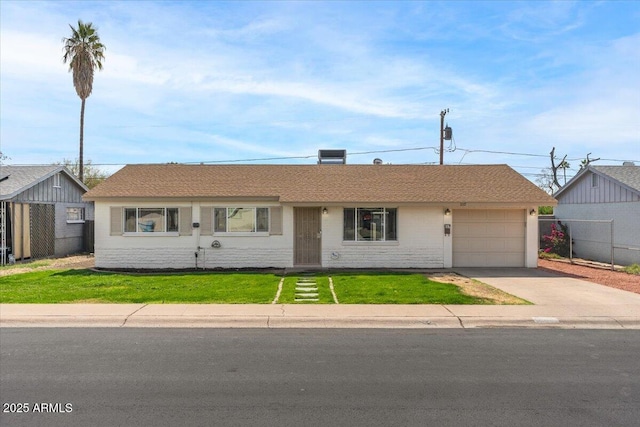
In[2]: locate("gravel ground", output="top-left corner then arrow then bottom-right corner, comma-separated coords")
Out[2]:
0,255 -> 94,276
538,258 -> 640,295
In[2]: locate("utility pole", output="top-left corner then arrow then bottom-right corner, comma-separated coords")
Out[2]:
439,109 -> 451,165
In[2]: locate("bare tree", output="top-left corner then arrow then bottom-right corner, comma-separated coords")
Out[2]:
580,153 -> 601,169
57,158 -> 109,189
549,147 -> 567,192
536,168 -> 556,195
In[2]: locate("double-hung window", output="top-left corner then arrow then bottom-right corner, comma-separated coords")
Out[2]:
214,207 -> 269,233
66,207 -> 85,223
124,207 -> 179,233
343,208 -> 397,241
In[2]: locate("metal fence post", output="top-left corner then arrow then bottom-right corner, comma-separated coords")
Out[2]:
610,220 -> 614,271
568,222 -> 573,264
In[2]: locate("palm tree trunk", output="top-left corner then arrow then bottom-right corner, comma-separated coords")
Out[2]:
79,97 -> 85,182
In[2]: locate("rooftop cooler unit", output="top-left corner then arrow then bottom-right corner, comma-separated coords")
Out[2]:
318,149 -> 347,164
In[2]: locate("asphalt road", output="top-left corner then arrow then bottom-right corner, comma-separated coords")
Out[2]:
1,328 -> 639,427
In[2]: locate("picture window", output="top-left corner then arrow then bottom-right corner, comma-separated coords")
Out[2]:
343,208 -> 397,241
124,207 -> 179,233
214,207 -> 269,233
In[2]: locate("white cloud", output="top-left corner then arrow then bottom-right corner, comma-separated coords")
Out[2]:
0,29 -> 67,80
2,0 -> 638,171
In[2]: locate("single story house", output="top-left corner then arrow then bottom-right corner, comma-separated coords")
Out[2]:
0,165 -> 94,265
83,163 -> 556,270
553,164 -> 640,266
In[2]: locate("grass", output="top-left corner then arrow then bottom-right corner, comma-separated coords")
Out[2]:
0,260 -> 53,271
0,269 -> 280,304
331,272 -> 489,304
624,264 -> 640,275
538,251 -> 562,260
1,269 -> 509,305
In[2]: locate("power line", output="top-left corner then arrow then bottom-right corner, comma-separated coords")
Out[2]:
7,145 -> 638,168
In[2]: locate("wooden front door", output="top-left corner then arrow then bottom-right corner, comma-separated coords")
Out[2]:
294,207 -> 321,266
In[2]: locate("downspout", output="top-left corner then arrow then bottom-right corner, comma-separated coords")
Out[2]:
194,211 -> 205,270
20,203 -> 24,262
194,206 -> 202,269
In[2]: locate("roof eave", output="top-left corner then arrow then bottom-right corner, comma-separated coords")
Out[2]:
1,166 -> 88,200
85,195 -> 281,203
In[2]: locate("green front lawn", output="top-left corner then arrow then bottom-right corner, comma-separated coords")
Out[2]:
0,270 -> 280,303
331,273 -> 489,304
1,269 -> 520,305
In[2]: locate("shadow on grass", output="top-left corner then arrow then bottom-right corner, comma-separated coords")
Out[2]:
51,269 -> 113,277
50,269 -> 284,278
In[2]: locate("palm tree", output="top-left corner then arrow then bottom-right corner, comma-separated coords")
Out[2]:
558,160 -> 570,185
62,20 -> 105,182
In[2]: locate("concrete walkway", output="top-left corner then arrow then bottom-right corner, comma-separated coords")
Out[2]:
1,268 -> 639,329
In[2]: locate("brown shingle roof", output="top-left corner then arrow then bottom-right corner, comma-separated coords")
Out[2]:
84,164 -> 557,205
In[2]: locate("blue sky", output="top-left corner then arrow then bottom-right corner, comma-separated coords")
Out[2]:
1,1 -> 639,182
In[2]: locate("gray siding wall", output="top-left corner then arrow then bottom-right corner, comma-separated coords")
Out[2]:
558,172 -> 640,204
554,202 -> 640,266
54,203 -> 89,256
10,173 -> 93,257
11,173 -> 86,203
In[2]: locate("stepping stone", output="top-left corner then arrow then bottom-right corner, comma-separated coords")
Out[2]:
294,275 -> 320,302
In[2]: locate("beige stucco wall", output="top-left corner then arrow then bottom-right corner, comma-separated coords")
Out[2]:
94,201 -> 293,269
321,206 -> 446,268
94,201 -> 539,269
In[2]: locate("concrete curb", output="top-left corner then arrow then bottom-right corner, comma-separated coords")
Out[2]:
1,314 -> 637,329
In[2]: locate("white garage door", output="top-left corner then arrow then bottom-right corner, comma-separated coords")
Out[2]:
453,209 -> 525,267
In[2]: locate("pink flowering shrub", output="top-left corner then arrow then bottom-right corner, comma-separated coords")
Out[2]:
542,222 -> 570,257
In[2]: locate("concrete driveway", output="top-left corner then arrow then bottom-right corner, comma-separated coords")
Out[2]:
1,268 -> 639,329
450,268 -> 640,328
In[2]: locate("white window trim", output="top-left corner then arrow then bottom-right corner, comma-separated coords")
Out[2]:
212,232 -> 270,237
342,240 -> 400,246
66,207 -> 85,224
343,207 -> 398,243
214,207 -> 270,234
123,207 -> 180,235
53,173 -> 62,188
123,232 -> 180,237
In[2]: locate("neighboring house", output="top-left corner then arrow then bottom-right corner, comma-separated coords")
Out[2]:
0,165 -> 94,265
553,164 -> 640,266
84,163 -> 555,270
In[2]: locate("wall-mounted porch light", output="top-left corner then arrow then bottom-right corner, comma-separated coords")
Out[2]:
322,207 -> 328,215
530,209 -> 537,216
444,208 -> 451,216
